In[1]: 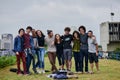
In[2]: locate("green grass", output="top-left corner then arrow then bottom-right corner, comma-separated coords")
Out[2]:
0,56 -> 16,69
0,57 -> 120,80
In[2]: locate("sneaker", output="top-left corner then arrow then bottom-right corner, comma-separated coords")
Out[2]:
77,71 -> 83,74
85,71 -> 89,74
32,68 -> 38,74
17,72 -> 22,75
89,71 -> 94,74
67,69 -> 71,72
17,73 -> 22,75
37,69 -> 42,74
42,70 -> 45,74
26,72 -> 32,75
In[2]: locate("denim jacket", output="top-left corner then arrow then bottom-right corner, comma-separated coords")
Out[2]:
14,36 -> 24,53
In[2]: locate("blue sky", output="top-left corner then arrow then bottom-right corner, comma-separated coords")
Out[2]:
0,0 -> 120,44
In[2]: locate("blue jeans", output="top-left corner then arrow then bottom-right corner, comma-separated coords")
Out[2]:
24,48 -> 36,73
73,52 -> 81,72
80,49 -> 88,72
36,48 -> 45,69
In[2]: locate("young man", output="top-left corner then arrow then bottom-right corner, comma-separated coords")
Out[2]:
45,30 -> 57,72
62,27 -> 73,71
88,30 -> 99,74
14,28 -> 27,75
78,26 -> 89,73
23,26 -> 37,74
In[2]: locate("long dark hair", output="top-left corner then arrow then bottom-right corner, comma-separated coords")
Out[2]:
54,34 -> 62,45
36,30 -> 45,37
73,31 -> 80,40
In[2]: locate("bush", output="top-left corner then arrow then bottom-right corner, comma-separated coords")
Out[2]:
114,48 -> 120,53
0,56 -> 16,69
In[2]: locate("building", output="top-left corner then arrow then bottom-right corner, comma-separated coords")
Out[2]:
1,34 -> 13,50
100,22 -> 120,51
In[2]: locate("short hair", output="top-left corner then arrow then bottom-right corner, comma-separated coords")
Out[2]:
47,30 -> 53,35
18,28 -> 25,34
64,27 -> 71,32
78,25 -> 86,32
88,30 -> 93,34
26,26 -> 32,31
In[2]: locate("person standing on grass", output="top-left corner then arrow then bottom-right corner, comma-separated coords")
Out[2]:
88,30 -> 99,74
45,30 -> 57,72
31,29 -> 39,74
14,28 -> 27,75
78,26 -> 89,73
36,30 -> 46,74
54,34 -> 64,70
61,27 -> 73,71
72,31 -> 81,72
23,26 -> 37,74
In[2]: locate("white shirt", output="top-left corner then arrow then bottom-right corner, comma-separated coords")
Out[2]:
88,37 -> 97,53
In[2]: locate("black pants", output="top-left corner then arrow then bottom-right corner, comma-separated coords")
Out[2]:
73,52 -> 81,72
80,49 -> 88,72
57,52 -> 64,66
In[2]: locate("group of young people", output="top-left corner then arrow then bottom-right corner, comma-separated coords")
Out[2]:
14,26 -> 99,75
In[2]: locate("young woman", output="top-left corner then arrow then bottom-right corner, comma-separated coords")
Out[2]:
14,28 -> 27,75
45,30 -> 57,72
36,30 -> 46,74
54,34 -> 64,70
72,31 -> 81,72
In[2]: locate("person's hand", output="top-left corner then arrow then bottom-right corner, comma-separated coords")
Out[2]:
16,52 -> 19,55
96,51 -> 98,56
92,36 -> 96,40
51,41 -> 54,46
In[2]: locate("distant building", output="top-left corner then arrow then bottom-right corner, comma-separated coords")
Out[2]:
1,34 -> 13,50
100,22 -> 120,51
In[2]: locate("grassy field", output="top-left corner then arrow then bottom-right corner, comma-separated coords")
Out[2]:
0,57 -> 120,80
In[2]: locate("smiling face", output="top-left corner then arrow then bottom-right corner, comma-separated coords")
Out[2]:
73,32 -> 78,38
80,28 -> 85,34
88,31 -> 93,37
55,34 -> 60,40
26,29 -> 31,34
65,31 -> 70,35
37,30 -> 42,36
19,29 -> 25,36
49,31 -> 53,37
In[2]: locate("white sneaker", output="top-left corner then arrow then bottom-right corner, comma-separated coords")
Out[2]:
42,70 -> 45,74
37,69 -> 42,74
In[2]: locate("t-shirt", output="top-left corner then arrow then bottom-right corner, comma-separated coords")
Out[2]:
55,41 -> 63,54
80,33 -> 88,50
45,36 -> 56,52
61,34 -> 73,49
33,37 -> 38,48
37,36 -> 45,47
88,37 -> 97,53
